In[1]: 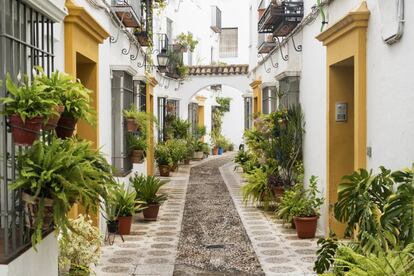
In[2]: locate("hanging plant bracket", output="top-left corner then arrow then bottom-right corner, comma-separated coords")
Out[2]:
274,37 -> 289,61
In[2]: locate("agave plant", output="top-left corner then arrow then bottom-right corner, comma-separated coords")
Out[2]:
130,174 -> 168,205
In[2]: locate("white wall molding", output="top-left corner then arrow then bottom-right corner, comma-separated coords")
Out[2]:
26,0 -> 67,22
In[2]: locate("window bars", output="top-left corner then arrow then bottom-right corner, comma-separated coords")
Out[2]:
0,0 -> 55,263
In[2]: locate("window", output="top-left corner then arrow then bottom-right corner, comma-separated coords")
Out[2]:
157,97 -> 166,142
166,99 -> 180,118
188,103 -> 199,136
219,28 -> 238,58
244,97 -> 253,130
262,86 -> 277,114
111,71 -> 136,175
279,76 -> 300,109
0,0 -> 55,262
136,80 -> 146,112
166,17 -> 173,42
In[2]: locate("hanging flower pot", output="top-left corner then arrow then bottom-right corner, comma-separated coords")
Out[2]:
130,150 -> 145,163
56,115 -> 77,139
294,216 -> 318,238
43,105 -> 65,131
22,192 -> 54,230
159,165 -> 170,177
9,115 -> 43,146
143,204 -> 160,221
118,216 -> 133,235
126,119 -> 138,132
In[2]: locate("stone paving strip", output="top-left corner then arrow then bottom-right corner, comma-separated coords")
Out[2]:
95,156 -> 223,276
220,162 -> 319,276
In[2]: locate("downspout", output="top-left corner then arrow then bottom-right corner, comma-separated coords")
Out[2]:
384,0 -> 405,45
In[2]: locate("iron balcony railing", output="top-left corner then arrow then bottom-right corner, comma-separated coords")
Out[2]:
111,0 -> 142,28
0,0 -> 55,263
258,0 -> 304,37
258,33 -> 276,54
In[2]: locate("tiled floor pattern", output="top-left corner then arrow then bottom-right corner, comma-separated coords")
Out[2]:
95,166 -> 191,276
220,163 -> 318,276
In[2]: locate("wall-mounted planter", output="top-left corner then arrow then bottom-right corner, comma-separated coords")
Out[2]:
9,115 -> 43,145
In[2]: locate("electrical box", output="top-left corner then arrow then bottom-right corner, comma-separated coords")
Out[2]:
335,103 -> 348,122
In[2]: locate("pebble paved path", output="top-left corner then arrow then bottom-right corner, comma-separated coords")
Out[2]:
95,155 -> 318,276
173,156 -> 264,275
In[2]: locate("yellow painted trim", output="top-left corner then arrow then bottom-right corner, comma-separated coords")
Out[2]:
250,80 -> 262,114
195,95 -> 207,106
317,1 -> 369,236
64,0 -> 108,226
145,75 -> 157,176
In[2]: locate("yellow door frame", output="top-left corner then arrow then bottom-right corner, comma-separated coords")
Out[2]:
317,2 -> 370,235
64,0 -> 109,224
250,80 -> 262,115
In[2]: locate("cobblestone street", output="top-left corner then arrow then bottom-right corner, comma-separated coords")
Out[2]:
95,155 -> 318,276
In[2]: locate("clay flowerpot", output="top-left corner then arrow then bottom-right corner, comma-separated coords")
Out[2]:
143,204 -> 160,221
131,150 -> 145,163
193,151 -> 203,160
126,118 -> 138,132
9,115 -> 43,145
22,192 -> 54,229
170,164 -> 178,172
212,147 -> 219,155
294,216 -> 318,238
43,105 -> 64,131
118,216 -> 132,235
159,165 -> 170,177
107,221 -> 118,234
56,115 -> 77,139
271,186 -> 285,201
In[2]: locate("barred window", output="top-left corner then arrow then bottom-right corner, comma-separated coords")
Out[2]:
262,86 -> 277,115
219,28 -> 238,58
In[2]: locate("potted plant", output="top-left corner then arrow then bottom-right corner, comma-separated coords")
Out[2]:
166,139 -> 187,172
33,68 -> 69,131
103,196 -> 119,234
128,134 -> 147,163
184,138 -> 195,165
56,76 -> 95,139
58,215 -> 103,275
268,172 -> 285,201
193,140 -> 204,160
0,74 -> 56,145
175,32 -> 199,52
123,105 -> 139,132
155,144 -> 172,177
114,184 -> 145,235
202,143 -> 210,158
10,138 -> 114,246
242,167 -> 275,210
130,174 -> 168,221
292,176 -> 324,238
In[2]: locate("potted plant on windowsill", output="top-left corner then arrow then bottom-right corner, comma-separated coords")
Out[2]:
155,144 -> 173,177
56,75 -> 95,139
0,74 -> 56,145
291,176 -> 324,238
10,138 -> 114,246
114,184 -> 145,235
123,105 -> 139,132
128,134 -> 147,164
130,174 -> 168,221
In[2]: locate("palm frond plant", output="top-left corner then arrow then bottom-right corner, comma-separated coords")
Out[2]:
10,138 -> 114,246
169,118 -> 191,140
0,73 -> 57,145
127,134 -> 147,163
166,139 -> 187,171
113,184 -> 145,235
123,105 -> 140,132
130,174 -> 168,220
242,167 -> 275,210
155,144 -> 172,176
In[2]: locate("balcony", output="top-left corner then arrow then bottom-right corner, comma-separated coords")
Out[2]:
258,33 -> 276,54
111,0 -> 142,28
165,46 -> 184,79
258,0 -> 304,37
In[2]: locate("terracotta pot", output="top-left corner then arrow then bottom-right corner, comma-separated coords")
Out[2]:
131,150 -> 145,163
107,221 -> 118,233
294,216 -> 318,238
9,115 -> 43,145
126,118 -> 138,132
193,151 -> 203,160
212,147 -> 219,155
22,192 -> 54,229
271,186 -> 285,201
118,216 -> 132,235
170,164 -> 178,172
43,105 -> 64,131
56,115 -> 77,139
143,204 -> 160,221
159,165 -> 170,177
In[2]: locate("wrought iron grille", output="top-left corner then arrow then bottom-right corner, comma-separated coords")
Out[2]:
0,0 -> 55,263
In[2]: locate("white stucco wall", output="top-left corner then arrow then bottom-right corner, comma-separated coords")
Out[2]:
0,234 -> 58,276
220,87 -> 245,148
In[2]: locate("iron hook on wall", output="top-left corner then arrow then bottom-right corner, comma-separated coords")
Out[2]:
122,40 -> 132,55
274,37 -> 289,61
269,53 -> 279,69
258,54 -> 271,73
130,45 -> 139,60
291,36 -> 302,52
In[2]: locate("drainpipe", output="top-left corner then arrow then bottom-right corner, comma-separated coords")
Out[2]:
383,0 -> 405,45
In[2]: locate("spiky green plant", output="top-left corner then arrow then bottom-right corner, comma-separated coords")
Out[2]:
130,174 -> 168,205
